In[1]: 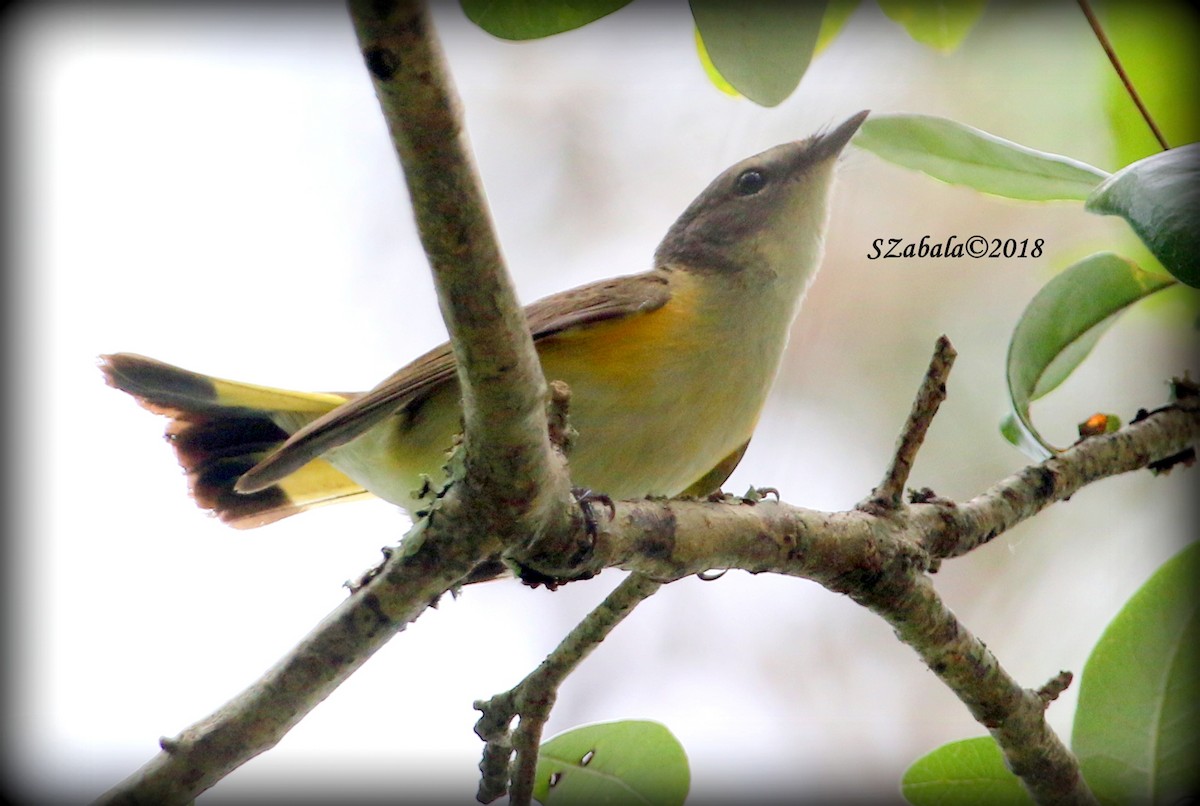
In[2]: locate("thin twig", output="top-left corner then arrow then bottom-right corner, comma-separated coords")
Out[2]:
1077,0 -> 1170,151
860,335 -> 956,513
474,574 -> 663,804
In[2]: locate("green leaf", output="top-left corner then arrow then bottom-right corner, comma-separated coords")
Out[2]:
1098,2 -> 1200,169
877,0 -> 988,53
815,0 -> 860,55
999,412 -> 1048,463
694,0 -> 854,97
533,720 -> 689,806
1085,144 -> 1200,289
460,0 -> 634,40
689,0 -> 827,107
854,114 -> 1110,201
1073,542 -> 1200,805
1003,253 -> 1176,459
901,736 -> 1032,805
694,28 -> 739,98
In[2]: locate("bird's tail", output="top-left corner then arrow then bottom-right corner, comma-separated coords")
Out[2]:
100,353 -> 371,528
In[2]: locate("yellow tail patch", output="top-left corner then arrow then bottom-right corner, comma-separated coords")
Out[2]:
101,353 -> 373,528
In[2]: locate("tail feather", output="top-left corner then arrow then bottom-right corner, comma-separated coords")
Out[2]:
100,353 -> 371,528
166,410 -> 289,471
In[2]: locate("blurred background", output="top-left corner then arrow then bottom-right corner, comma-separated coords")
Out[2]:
6,2 -> 1196,803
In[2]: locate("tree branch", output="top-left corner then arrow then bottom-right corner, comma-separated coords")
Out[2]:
919,395 -> 1198,559
95,366 -> 1195,803
862,570 -> 1096,803
474,574 -> 663,805
860,335 -> 956,513
579,399 -> 1198,581
95,519 -> 494,806
348,0 -> 576,539
98,3 -> 581,802
91,3 -> 1198,801
521,395 -> 1190,803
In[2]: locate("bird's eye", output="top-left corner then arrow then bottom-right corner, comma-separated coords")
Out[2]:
735,169 -> 767,196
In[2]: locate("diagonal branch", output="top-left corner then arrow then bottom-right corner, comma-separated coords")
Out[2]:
860,335 -> 956,513
98,3 -> 582,803
91,3 -> 1197,801
348,0 -> 576,537
475,574 -> 664,805
919,394 -> 1197,559
94,523 -> 495,806
856,569 -> 1095,803
95,330 -> 1195,805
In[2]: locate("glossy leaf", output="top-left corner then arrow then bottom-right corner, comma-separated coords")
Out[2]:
1086,144 -> 1200,288
999,412 -> 1045,462
1003,253 -> 1176,459
1099,2 -> 1200,169
695,0 -> 855,99
461,0 -> 634,40
902,736 -> 1032,805
815,0 -> 860,55
1073,542 -> 1200,804
695,28 -> 739,97
533,720 -> 689,805
855,114 -> 1110,201
877,0 -> 987,53
689,1 -> 827,107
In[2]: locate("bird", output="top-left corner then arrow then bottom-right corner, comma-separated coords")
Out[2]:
101,110 -> 867,529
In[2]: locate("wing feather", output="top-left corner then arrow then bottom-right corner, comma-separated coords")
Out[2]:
235,270 -> 672,492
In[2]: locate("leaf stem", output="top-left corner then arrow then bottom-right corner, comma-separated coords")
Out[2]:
1076,0 -> 1170,152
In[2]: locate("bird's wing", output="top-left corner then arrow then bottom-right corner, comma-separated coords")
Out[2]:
235,270 -> 672,492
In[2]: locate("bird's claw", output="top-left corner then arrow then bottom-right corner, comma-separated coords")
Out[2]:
573,487 -> 615,539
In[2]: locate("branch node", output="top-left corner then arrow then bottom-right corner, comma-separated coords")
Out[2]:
908,486 -> 955,506
362,46 -> 399,81
345,545 -> 395,594
474,575 -> 663,803
742,486 -> 780,504
511,487 -> 614,589
546,380 -> 576,456
1036,670 -> 1074,706
1147,375 -> 1200,473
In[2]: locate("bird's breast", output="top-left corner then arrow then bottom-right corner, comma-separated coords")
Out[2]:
536,273 -> 790,498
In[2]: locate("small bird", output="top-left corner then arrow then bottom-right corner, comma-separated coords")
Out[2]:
102,111 -> 866,528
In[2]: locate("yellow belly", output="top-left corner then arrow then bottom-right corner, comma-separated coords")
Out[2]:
328,274 -> 781,512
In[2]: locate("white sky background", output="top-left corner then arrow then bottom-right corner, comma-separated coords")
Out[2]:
8,2 -> 1196,803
